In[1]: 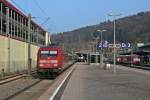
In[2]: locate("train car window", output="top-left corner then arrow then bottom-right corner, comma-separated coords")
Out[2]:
50,51 -> 57,54
40,50 -> 58,57
41,51 -> 49,54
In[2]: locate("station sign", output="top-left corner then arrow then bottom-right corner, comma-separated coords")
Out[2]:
98,41 -> 131,48
108,44 -> 121,48
98,41 -> 109,48
121,43 -> 131,48
108,43 -> 131,48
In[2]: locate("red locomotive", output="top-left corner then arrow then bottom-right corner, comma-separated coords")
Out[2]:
37,45 -> 68,77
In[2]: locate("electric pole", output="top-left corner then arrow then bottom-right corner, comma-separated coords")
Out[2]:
28,14 -> 31,76
6,7 -> 10,73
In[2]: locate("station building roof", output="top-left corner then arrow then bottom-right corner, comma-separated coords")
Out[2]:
120,50 -> 150,56
139,43 -> 150,51
120,43 -> 150,55
1,0 -> 46,33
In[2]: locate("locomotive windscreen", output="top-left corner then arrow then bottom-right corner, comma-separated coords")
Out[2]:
40,50 -> 58,57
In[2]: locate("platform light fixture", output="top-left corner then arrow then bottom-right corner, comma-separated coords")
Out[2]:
108,13 -> 121,73
97,29 -> 107,67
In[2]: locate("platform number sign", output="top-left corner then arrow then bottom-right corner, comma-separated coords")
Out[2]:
98,41 -> 131,48
103,41 -> 109,48
127,43 -> 131,48
98,41 -> 109,48
121,43 -> 131,48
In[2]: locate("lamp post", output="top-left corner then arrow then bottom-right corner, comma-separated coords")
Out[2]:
95,37 -> 98,64
97,30 -> 106,66
27,14 -> 37,76
108,13 -> 121,73
97,30 -> 107,50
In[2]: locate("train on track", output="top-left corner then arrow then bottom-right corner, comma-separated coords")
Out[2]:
37,45 -> 71,77
116,54 -> 150,66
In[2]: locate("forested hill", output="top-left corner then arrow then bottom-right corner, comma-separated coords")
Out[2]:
51,11 -> 150,51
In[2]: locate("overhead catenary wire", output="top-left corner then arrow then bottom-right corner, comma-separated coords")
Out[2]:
10,0 -> 51,31
33,0 -> 51,28
10,0 -> 49,19
10,0 -> 27,14
33,0 -> 49,17
41,17 -> 51,26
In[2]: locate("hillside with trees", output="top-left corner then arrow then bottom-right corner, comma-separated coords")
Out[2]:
51,11 -> 150,52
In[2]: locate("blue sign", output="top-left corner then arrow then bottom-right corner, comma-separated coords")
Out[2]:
121,43 -> 131,48
98,41 -> 131,48
103,41 -> 109,48
98,43 -> 102,48
121,43 -> 126,48
98,40 -> 109,48
127,43 -> 131,48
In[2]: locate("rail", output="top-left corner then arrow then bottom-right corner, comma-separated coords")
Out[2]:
1,61 -> 75,100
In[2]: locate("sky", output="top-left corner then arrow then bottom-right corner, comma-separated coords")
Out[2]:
9,0 -> 150,33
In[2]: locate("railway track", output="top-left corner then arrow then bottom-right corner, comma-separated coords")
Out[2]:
0,74 -> 26,85
0,61 -> 75,100
0,70 -> 36,85
117,63 -> 150,71
0,70 -> 38,100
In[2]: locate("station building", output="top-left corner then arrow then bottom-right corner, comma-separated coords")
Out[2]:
139,43 -> 150,51
0,0 -> 47,74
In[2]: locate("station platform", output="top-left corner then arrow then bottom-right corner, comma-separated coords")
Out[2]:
60,63 -> 150,100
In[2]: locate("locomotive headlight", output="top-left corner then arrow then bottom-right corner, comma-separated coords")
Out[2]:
40,60 -> 49,63
39,64 -> 44,66
51,60 -> 58,63
54,64 -> 58,67
58,68 -> 62,70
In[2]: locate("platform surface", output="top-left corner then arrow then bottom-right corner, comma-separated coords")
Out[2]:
60,63 -> 150,100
